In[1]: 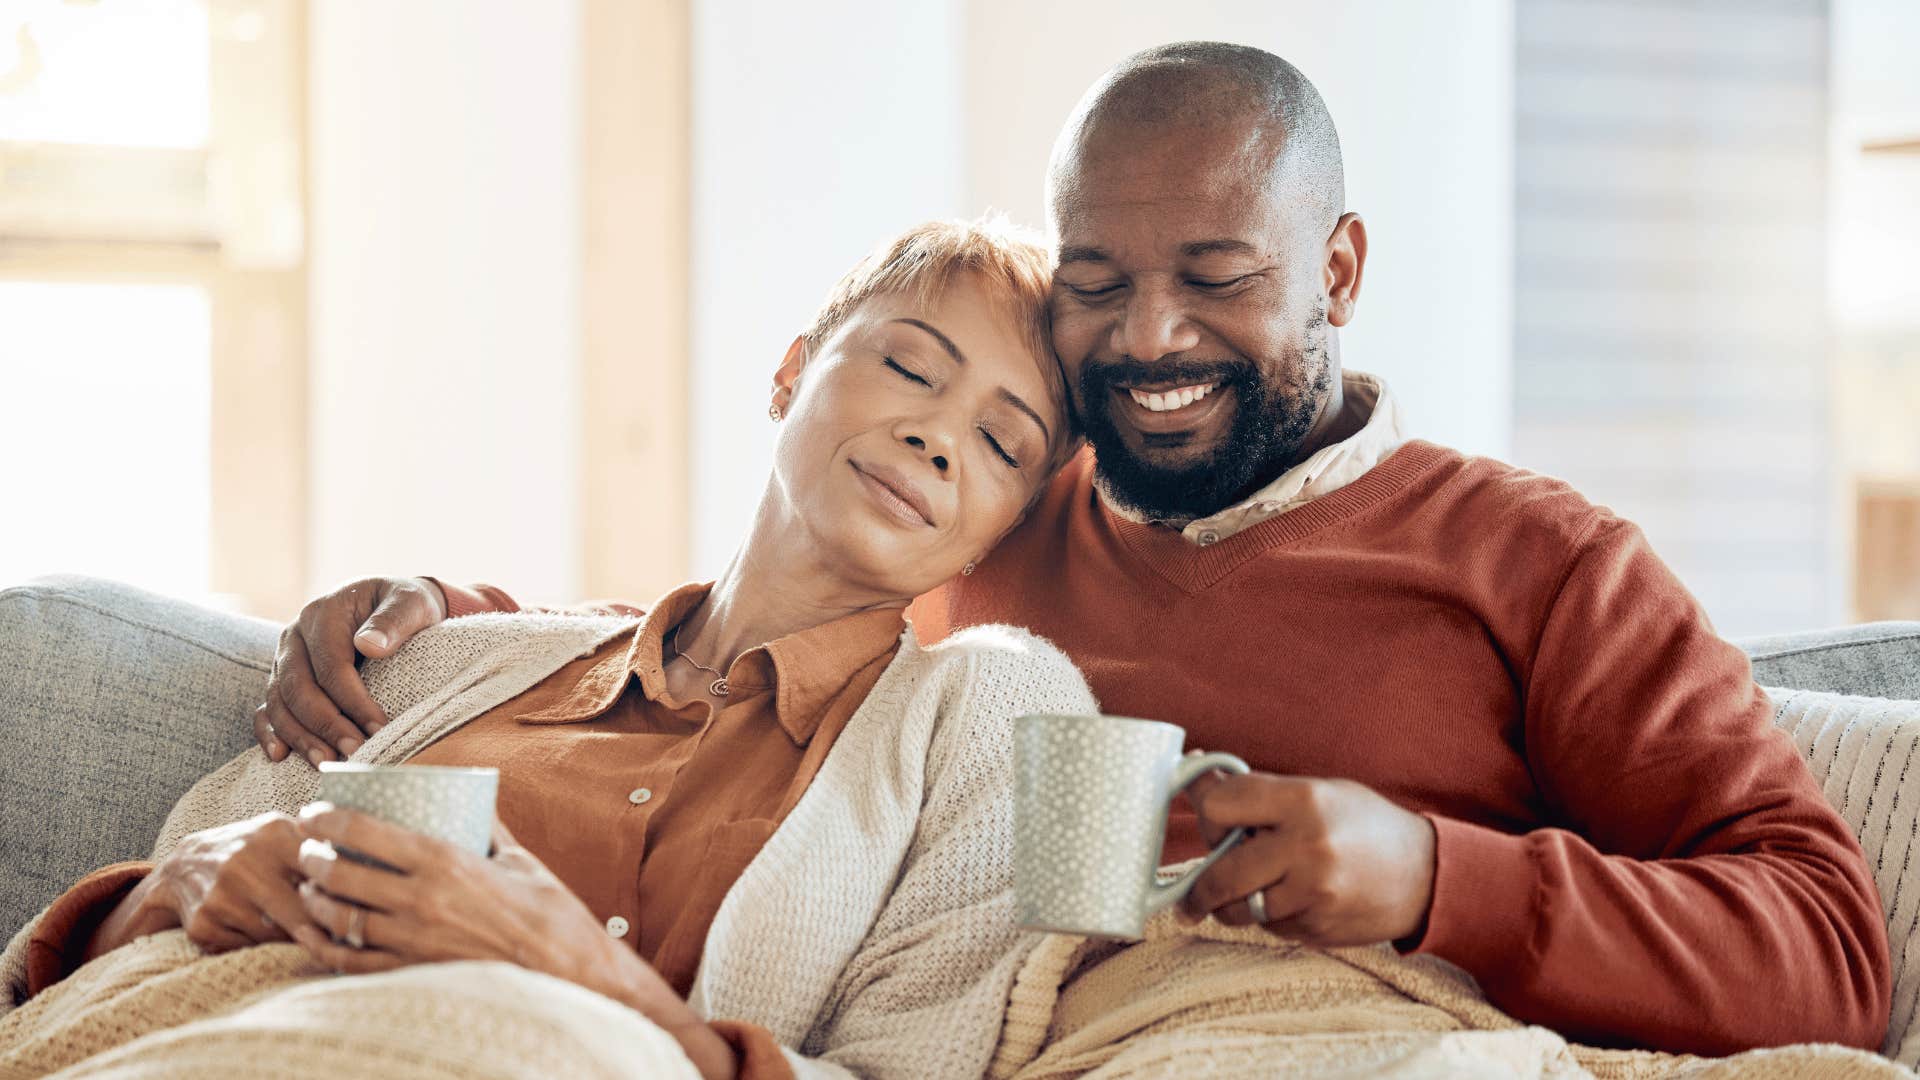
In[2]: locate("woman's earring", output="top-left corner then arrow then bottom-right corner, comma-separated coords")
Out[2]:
769,404 -> 783,422
961,562 -> 976,577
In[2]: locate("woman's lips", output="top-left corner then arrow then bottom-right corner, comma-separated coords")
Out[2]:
850,460 -> 936,528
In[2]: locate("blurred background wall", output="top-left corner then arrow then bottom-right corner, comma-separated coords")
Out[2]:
1,0 -> 1916,637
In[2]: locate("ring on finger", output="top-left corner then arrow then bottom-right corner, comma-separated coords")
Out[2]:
1247,888 -> 1269,925
346,905 -> 367,950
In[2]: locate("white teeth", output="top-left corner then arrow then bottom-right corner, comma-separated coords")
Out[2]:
1128,381 -> 1220,412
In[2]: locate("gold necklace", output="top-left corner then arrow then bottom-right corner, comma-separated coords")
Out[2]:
666,627 -> 730,697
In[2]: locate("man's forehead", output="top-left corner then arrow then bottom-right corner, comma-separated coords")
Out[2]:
1050,123 -> 1290,252
1053,183 -> 1287,261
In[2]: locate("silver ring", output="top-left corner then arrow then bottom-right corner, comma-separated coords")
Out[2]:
1247,888 -> 1269,925
346,906 -> 367,950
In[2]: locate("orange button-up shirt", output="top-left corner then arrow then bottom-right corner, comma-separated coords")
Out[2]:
408,581 -> 907,996
27,581 -> 907,1076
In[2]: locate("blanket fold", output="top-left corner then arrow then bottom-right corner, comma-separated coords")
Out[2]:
0,929 -> 698,1079
987,909 -> 1911,1080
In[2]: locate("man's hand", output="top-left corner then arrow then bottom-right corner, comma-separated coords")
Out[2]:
253,576 -> 448,767
1178,772 -> 1437,947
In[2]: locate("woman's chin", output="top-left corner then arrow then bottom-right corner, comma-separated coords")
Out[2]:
812,532 -> 958,597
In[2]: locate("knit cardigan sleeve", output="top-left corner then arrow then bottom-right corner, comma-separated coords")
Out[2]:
1409,513 -> 1891,1054
782,629 -> 1099,1080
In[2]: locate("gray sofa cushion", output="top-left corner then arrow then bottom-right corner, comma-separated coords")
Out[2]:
1743,622 -> 1920,701
0,576 -> 274,937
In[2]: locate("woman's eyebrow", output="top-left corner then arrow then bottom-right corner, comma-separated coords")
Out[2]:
890,317 -> 1050,444
891,318 -> 967,365
998,387 -> 1052,445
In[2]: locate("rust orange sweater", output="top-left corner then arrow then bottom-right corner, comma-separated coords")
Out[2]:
912,440 -> 1891,1056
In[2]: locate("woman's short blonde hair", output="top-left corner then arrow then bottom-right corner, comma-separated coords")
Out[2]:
800,216 -> 1079,473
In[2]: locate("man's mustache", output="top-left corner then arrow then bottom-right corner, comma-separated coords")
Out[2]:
1080,357 -> 1253,391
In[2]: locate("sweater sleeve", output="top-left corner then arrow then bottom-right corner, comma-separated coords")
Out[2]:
1407,515 -> 1890,1055
23,861 -> 155,999
791,632 -> 1100,1080
423,579 -> 646,621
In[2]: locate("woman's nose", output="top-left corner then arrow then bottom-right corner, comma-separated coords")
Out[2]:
903,434 -> 949,474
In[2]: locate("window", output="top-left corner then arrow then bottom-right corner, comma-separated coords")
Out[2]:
0,0 -> 306,615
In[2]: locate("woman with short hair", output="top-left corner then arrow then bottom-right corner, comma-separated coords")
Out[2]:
3,218 -> 1095,1080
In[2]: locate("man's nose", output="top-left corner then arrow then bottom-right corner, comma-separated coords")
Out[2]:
1111,283 -> 1201,362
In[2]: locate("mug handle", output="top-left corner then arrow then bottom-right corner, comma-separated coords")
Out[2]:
1144,750 -> 1251,913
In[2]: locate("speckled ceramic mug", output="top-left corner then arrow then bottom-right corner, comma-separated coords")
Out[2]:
316,763 -> 499,865
1014,714 -> 1250,939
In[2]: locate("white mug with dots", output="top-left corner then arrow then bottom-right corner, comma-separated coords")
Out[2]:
1014,714 -> 1249,939
316,762 -> 498,870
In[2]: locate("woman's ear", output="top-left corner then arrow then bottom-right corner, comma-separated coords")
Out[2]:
771,335 -> 807,417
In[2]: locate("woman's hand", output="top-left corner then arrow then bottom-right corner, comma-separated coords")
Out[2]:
91,811 -> 320,960
292,804 -> 738,1079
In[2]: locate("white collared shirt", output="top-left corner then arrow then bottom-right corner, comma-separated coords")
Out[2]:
1098,370 -> 1408,546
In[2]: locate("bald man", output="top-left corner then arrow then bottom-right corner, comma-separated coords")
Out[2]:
252,42 -> 1887,1057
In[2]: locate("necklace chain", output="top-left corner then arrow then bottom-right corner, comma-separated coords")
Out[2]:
666,627 -> 730,697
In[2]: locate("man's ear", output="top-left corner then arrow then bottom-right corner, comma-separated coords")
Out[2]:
1324,212 -> 1367,328
772,334 -> 807,416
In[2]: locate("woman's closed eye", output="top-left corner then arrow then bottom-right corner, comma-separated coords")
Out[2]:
981,427 -> 1020,469
884,357 -> 930,385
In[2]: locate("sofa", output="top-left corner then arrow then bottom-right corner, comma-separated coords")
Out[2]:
4,574 -> 1920,1064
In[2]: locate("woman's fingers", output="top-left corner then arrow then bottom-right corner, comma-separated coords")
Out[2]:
298,837 -> 413,911
290,919 -> 406,975
296,803 -> 440,875
250,874 -> 325,944
298,880 -> 392,947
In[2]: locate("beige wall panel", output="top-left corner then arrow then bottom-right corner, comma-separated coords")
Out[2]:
581,0 -> 691,604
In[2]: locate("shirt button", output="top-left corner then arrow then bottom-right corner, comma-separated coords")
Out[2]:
605,915 -> 630,938
627,787 -> 652,805
1197,530 -> 1220,546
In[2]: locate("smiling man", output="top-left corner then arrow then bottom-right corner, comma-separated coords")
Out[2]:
922,42 -> 1891,1056
243,42 -> 1886,1058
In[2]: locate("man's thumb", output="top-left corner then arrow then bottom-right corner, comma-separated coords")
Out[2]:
353,587 -> 437,658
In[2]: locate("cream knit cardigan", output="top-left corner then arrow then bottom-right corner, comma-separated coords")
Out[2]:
0,612 -> 1099,1080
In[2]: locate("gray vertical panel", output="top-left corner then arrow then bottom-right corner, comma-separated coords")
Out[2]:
1513,0 -> 1833,636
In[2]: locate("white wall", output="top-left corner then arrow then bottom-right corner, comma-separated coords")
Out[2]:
1831,0 -> 1920,333
307,1 -> 582,604
689,0 -> 966,573
963,0 -> 1516,460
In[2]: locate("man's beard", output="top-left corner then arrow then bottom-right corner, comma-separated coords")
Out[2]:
1078,327 -> 1333,525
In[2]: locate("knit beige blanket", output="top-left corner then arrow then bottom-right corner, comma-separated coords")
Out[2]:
0,929 -> 698,1079
986,910 -> 1913,1080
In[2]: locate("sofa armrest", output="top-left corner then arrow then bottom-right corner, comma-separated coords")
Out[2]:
1768,686 -> 1920,1065
1743,623 -> 1920,701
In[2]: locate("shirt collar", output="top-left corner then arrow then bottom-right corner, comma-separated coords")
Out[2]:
1097,370 -> 1407,544
517,580 -> 906,747
756,605 -> 908,744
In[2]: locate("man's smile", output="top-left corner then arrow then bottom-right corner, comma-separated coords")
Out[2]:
1109,380 -> 1235,438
